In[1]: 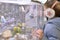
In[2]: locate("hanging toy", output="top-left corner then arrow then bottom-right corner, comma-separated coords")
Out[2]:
21,6 -> 25,12
1,16 -> 6,23
45,8 -> 55,18
19,6 -> 25,12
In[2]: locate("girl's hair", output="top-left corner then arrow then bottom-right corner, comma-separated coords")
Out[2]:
54,2 -> 60,17
45,0 -> 60,17
45,0 -> 57,8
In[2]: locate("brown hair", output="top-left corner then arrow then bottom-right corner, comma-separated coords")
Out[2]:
54,2 -> 60,17
45,0 -> 60,17
45,0 -> 57,8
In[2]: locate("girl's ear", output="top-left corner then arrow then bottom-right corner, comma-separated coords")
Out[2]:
45,8 -> 55,18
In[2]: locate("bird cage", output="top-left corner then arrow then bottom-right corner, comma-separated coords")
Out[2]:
0,0 -> 46,40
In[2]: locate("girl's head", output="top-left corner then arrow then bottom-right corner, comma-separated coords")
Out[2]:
44,0 -> 60,18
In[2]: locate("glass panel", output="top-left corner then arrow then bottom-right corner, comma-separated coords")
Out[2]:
0,2 -> 45,40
